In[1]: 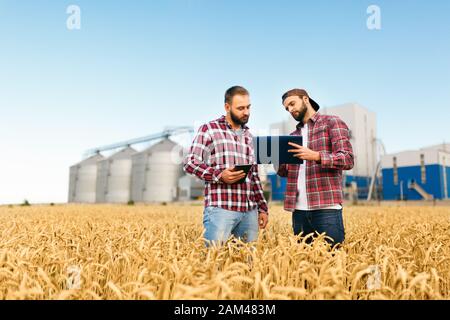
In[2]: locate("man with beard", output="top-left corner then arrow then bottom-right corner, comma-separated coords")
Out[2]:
276,89 -> 354,248
183,86 -> 269,246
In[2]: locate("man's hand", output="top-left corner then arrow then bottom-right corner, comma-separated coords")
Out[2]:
288,142 -> 321,162
220,167 -> 246,184
258,212 -> 268,229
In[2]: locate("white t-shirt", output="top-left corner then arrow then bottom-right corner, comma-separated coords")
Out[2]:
295,123 -> 343,211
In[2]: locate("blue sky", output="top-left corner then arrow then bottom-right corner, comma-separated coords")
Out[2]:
0,0 -> 449,204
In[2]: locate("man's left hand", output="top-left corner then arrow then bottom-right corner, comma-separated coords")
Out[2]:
258,212 -> 269,229
288,142 -> 321,162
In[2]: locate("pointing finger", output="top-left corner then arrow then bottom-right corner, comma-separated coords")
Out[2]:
288,142 -> 302,148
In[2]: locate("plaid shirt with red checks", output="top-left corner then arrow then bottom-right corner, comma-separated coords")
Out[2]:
277,112 -> 354,212
183,116 -> 268,213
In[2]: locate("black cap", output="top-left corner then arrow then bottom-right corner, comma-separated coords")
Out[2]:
282,88 -> 320,111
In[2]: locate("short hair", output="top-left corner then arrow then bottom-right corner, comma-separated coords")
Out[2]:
224,86 -> 249,104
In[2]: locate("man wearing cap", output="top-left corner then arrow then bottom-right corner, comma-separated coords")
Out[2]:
276,89 -> 354,247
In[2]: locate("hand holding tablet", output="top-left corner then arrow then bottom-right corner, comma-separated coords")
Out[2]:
220,165 -> 252,184
288,142 -> 321,162
233,164 -> 252,184
253,136 -> 304,164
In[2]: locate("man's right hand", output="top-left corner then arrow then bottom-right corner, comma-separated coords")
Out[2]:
220,167 -> 246,184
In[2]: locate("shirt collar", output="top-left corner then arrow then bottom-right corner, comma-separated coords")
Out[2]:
296,111 -> 320,129
218,115 -> 249,131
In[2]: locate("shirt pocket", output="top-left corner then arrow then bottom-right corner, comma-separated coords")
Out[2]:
211,140 -> 229,166
310,125 -> 329,150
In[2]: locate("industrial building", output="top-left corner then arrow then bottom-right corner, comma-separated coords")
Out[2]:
267,103 -> 379,201
178,175 -> 204,201
68,127 -> 195,204
131,139 -> 183,203
95,147 -> 137,203
382,144 -> 450,200
68,153 -> 105,203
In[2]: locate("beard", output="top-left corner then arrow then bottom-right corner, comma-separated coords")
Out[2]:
292,101 -> 307,123
230,109 -> 249,126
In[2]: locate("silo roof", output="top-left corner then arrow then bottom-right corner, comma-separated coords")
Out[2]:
108,147 -> 137,160
139,138 -> 180,154
107,146 -> 138,160
72,153 -> 105,167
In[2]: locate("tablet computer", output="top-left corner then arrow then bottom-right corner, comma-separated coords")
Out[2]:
232,164 -> 253,184
253,136 -> 303,165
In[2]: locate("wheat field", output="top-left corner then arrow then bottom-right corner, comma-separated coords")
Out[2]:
0,204 -> 449,300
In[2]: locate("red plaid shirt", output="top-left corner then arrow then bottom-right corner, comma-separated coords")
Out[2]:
277,112 -> 354,212
183,116 -> 268,213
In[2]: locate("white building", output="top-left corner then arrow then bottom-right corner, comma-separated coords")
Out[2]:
131,139 -> 183,202
178,175 -> 204,201
68,153 -> 104,203
381,148 -> 450,200
421,143 -> 450,153
95,147 -> 137,203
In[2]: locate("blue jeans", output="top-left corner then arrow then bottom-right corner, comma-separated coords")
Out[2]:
203,206 -> 259,246
292,208 -> 345,246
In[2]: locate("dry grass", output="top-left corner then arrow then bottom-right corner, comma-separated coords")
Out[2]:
0,204 -> 449,300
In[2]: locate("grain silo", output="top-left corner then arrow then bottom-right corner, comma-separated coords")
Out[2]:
131,139 -> 183,202
68,153 -> 105,203
96,146 -> 137,203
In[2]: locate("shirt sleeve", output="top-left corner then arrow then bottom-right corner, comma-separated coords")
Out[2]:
317,116 -> 355,170
275,163 -> 288,177
183,124 -> 223,183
